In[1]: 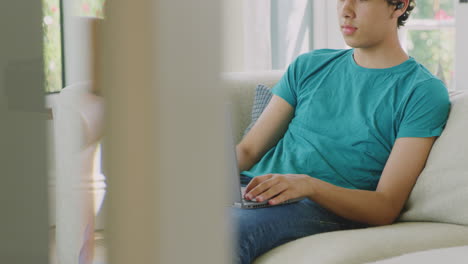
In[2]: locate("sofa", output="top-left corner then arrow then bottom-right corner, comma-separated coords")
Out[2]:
222,71 -> 468,264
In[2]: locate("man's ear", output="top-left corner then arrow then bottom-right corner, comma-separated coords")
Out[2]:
392,0 -> 408,19
396,1 -> 405,10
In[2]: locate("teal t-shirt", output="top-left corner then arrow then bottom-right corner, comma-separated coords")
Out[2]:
241,49 -> 450,191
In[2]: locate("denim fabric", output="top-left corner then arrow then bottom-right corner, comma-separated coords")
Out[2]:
233,175 -> 368,264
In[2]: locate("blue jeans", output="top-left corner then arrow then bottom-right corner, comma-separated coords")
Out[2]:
232,175 -> 368,264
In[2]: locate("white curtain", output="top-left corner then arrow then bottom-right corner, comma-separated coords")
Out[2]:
242,0 -> 313,71
242,0 -> 273,71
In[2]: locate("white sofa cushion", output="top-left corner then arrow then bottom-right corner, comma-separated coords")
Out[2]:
365,245 -> 468,264
399,90 -> 468,225
254,222 -> 468,264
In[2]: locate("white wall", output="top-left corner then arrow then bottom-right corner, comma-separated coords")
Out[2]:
0,0 -> 49,263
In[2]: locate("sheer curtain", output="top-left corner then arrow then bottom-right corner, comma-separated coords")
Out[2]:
242,0 -> 273,71
242,0 -> 313,71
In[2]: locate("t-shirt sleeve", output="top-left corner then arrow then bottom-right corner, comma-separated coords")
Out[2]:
397,79 -> 451,139
271,56 -> 302,108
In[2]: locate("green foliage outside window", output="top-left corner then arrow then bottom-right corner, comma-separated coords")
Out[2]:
42,0 -> 105,93
408,30 -> 455,88
42,0 -> 63,93
411,0 -> 455,19
407,0 -> 455,89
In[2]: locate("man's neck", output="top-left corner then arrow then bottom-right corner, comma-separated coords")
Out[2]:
353,41 -> 409,69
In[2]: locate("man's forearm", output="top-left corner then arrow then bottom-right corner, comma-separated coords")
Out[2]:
307,177 -> 400,226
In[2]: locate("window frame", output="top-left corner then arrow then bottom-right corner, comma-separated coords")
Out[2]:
59,0 -> 65,93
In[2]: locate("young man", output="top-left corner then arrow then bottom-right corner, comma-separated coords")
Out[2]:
232,0 -> 451,263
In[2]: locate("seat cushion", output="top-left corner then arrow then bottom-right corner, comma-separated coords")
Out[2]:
254,222 -> 468,264
366,245 -> 468,264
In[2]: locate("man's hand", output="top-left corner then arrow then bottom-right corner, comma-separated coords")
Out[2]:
244,174 -> 313,205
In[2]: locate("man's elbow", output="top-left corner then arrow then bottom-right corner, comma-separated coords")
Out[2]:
236,144 -> 261,172
372,214 -> 397,226
365,213 -> 397,227
367,197 -> 402,226
237,144 -> 254,161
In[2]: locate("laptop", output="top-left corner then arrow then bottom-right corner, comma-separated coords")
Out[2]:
225,103 -> 304,209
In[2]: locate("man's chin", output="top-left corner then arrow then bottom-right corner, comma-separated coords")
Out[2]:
343,40 -> 358,49
343,38 -> 368,49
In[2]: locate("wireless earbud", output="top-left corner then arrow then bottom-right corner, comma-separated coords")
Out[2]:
396,2 -> 405,10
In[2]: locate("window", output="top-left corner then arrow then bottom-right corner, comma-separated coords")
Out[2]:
42,0 -> 63,93
401,0 -> 456,90
42,0 -> 105,93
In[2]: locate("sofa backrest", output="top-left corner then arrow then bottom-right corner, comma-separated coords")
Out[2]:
223,71 -> 468,226
222,71 -> 284,143
399,90 -> 468,226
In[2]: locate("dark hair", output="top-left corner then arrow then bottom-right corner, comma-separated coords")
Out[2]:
386,0 -> 416,28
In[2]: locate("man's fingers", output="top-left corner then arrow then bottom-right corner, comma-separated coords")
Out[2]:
243,174 -> 309,203
244,174 -> 273,194
244,175 -> 278,199
245,178 -> 276,200
268,190 -> 293,205
255,182 -> 287,202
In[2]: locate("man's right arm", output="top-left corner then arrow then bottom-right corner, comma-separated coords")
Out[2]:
236,95 -> 294,172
